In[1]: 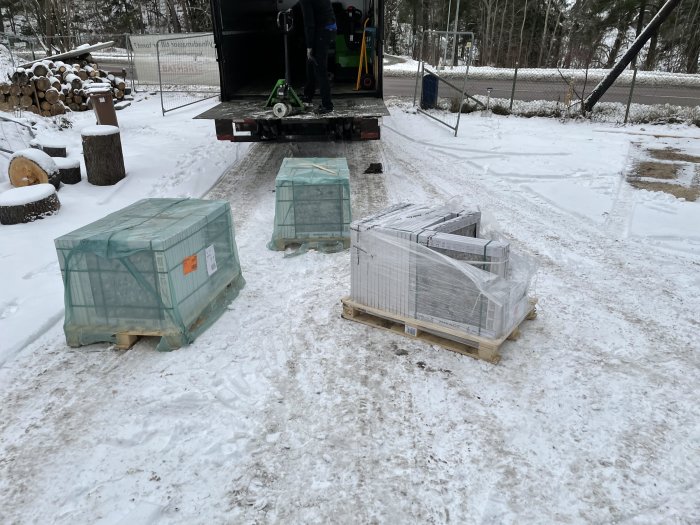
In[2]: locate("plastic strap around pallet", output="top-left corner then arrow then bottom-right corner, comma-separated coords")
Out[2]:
477,240 -> 493,335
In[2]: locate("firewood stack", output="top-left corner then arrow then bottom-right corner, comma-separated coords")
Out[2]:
0,55 -> 127,117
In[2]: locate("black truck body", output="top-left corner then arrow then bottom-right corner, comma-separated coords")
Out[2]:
196,0 -> 388,142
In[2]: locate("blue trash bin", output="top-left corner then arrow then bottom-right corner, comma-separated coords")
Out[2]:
420,73 -> 439,109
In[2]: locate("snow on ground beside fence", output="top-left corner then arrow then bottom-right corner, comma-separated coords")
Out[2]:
425,94 -> 700,125
384,54 -> 700,87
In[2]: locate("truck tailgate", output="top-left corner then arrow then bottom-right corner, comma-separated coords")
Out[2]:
194,97 -> 389,121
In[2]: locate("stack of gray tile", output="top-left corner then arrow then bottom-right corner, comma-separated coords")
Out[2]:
350,203 -> 532,340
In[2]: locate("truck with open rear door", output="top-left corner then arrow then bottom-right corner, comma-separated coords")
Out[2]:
196,0 -> 388,142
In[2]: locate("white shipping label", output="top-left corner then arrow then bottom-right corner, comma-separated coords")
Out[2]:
405,325 -> 418,337
205,245 -> 217,276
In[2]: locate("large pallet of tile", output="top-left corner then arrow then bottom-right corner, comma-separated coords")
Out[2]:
342,203 -> 536,363
55,198 -> 245,351
269,157 -> 352,252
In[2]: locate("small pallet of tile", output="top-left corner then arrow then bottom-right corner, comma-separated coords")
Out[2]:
269,157 -> 352,251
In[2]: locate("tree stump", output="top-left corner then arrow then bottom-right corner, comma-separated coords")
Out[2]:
0,184 -> 60,225
81,125 -> 126,186
55,157 -> 82,184
9,149 -> 60,190
40,143 -> 67,157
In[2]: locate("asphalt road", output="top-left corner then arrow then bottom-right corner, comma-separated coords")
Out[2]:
99,59 -> 699,107
383,76 -> 700,107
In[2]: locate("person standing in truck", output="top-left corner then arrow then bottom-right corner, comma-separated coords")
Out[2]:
299,0 -> 337,114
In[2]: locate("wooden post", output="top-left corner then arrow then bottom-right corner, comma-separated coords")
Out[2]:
81,125 -> 126,186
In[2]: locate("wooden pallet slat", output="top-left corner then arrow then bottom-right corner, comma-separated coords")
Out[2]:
341,297 -> 537,364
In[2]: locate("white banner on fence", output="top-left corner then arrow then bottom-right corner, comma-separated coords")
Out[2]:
129,33 -> 219,87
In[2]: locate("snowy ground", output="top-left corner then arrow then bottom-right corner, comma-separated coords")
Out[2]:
0,95 -> 699,524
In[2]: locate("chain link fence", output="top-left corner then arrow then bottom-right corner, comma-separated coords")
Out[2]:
0,32 -> 221,116
407,30 -> 699,129
129,33 -> 219,114
1,32 -> 132,78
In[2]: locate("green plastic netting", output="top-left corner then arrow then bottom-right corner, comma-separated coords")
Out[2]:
268,157 -> 352,253
55,198 -> 245,351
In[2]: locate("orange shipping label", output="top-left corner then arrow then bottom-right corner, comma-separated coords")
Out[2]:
183,254 -> 198,275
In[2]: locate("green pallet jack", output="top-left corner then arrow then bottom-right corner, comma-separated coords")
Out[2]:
265,9 -> 304,118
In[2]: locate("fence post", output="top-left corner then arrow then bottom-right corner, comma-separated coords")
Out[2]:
624,67 -> 638,125
509,62 -> 518,110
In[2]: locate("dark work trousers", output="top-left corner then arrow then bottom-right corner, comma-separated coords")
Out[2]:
304,28 -> 336,109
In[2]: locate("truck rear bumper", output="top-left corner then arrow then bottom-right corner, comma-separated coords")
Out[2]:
215,116 -> 380,142
197,97 -> 388,142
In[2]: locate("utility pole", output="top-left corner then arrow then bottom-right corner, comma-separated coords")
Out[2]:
583,0 -> 682,112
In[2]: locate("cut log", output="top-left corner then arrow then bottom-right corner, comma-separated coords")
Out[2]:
34,76 -> 51,91
19,95 -> 33,108
7,95 -> 19,108
40,100 -> 52,111
21,84 -> 34,96
63,73 -> 82,90
29,105 -> 40,114
112,77 -> 126,91
55,157 -> 81,184
49,76 -> 61,90
40,142 -> 67,157
50,102 -> 66,116
0,184 -> 60,225
31,63 -> 50,77
11,69 -> 29,86
82,125 -> 126,186
44,88 -> 60,104
0,82 -> 10,95
8,149 -> 60,189
9,84 -> 20,96
37,90 -> 45,99
76,70 -> 88,81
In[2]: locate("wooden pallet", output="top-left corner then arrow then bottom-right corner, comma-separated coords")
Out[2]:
272,237 -> 350,252
112,274 -> 245,351
114,331 -> 180,350
341,297 -> 537,364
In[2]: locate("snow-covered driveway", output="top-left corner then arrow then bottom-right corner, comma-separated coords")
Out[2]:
0,98 -> 698,524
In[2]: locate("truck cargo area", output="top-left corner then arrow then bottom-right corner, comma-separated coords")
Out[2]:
201,0 -> 387,142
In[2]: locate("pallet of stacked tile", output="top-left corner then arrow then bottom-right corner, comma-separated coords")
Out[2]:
269,157 -> 352,252
343,202 -> 536,363
350,203 -> 483,314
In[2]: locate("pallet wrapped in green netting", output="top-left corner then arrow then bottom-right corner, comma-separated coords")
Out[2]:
268,157 -> 352,252
55,198 -> 245,351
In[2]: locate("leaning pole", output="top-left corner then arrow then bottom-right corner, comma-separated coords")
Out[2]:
583,0 -> 682,113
